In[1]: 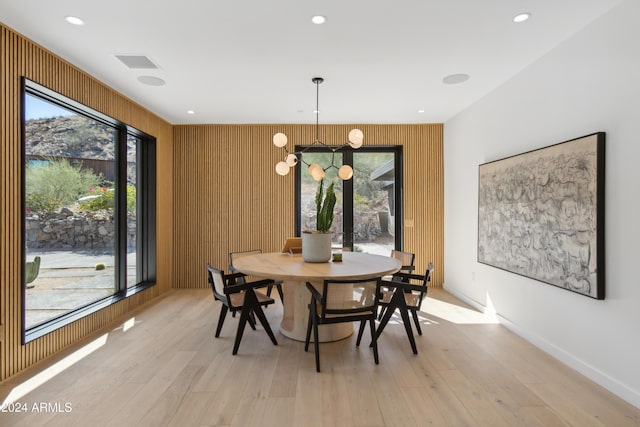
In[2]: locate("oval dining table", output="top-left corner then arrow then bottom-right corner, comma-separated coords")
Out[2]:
232,251 -> 401,342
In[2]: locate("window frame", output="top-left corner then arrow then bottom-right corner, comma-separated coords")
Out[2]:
20,78 -> 156,344
294,145 -> 403,251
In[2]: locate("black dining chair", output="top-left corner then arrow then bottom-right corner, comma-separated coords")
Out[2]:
304,276 -> 382,372
379,250 -> 416,320
228,249 -> 284,303
206,263 -> 278,355
376,263 -> 433,355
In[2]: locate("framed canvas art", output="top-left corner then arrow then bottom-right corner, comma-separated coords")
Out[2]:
478,132 -> 605,299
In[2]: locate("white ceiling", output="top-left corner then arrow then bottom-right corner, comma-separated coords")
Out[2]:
0,0 -> 623,125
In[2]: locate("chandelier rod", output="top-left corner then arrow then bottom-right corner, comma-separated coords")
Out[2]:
272,76 -> 361,180
313,77 -> 323,143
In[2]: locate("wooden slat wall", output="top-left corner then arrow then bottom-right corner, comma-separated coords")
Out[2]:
173,123 -> 444,289
0,24 -> 174,382
1,21 -> 444,384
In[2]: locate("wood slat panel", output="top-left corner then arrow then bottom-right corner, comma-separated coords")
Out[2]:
172,123 -> 444,290
0,24 -> 173,382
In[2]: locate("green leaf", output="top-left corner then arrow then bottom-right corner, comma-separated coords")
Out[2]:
317,182 -> 336,232
315,179 -> 324,231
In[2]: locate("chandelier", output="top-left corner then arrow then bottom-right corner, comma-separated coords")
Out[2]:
273,77 -> 364,181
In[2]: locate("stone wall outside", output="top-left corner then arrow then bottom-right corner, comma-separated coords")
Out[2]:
25,208 -> 136,251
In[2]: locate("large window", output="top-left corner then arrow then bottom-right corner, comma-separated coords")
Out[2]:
21,79 -> 156,342
295,146 -> 403,254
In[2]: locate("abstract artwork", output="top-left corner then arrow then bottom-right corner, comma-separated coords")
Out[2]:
478,133 -> 605,299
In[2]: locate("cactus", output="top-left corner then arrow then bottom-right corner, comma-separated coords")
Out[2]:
315,179 -> 336,233
25,256 -> 41,286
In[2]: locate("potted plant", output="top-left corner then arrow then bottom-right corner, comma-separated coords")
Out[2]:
302,179 -> 336,262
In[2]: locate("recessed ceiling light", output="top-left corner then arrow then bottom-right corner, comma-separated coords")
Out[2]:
513,13 -> 531,23
65,16 -> 85,26
311,15 -> 326,25
137,76 -> 165,86
417,109 -> 425,114
443,74 -> 470,85
187,110 -> 195,115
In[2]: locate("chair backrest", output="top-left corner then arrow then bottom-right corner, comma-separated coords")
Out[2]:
281,238 -> 302,253
228,249 -> 262,284
228,249 -> 262,270
206,263 -> 226,301
413,262 -> 434,306
391,250 -> 415,271
321,277 -> 381,318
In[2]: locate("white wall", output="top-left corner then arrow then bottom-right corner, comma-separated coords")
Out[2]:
444,0 -> 640,408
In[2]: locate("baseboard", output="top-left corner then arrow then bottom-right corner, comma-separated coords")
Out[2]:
444,285 -> 640,410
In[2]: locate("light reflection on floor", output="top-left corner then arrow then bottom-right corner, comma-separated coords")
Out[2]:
422,296 -> 498,324
1,316 -> 137,406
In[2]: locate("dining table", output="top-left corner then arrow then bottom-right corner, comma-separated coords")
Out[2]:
232,251 -> 402,342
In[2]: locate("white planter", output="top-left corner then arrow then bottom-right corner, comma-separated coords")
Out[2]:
302,231 -> 332,263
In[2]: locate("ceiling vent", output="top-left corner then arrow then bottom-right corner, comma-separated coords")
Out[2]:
115,55 -> 159,69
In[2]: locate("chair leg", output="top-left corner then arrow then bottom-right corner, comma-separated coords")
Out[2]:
306,299 -> 321,372
398,306 -> 418,355
376,304 -> 394,341
411,308 -> 422,335
266,284 -> 273,297
356,320 -> 366,346
369,318 -> 379,364
376,290 -> 418,355
313,317 -> 320,372
233,305 -> 252,355
215,305 -> 228,338
378,305 -> 386,321
249,298 -> 278,346
304,304 -> 313,352
248,311 -> 257,330
276,284 -> 284,303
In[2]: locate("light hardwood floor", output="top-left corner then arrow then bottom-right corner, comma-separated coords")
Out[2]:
1,288 -> 639,427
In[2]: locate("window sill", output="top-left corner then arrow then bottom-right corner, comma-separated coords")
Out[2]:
23,281 -> 156,344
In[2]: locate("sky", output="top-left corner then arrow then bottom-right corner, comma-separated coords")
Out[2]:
25,94 -> 74,120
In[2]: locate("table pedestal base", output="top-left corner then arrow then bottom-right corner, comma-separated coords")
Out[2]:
279,280 -> 353,342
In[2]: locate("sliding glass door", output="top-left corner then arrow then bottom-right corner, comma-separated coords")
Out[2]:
295,146 -> 402,254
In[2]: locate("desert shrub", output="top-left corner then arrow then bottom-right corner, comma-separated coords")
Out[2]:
126,184 -> 137,212
78,186 -> 114,211
25,158 -> 101,214
79,183 -> 136,212
25,191 -> 59,214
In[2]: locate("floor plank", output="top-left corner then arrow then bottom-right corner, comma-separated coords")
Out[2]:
0,288 -> 638,427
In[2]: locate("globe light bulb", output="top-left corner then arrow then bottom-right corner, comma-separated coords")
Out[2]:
273,132 -> 288,148
285,153 -> 298,167
308,163 -> 321,175
308,163 -> 325,181
338,164 -> 353,180
348,128 -> 364,148
275,161 -> 290,176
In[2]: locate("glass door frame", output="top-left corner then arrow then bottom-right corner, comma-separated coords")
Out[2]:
294,145 -> 403,251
